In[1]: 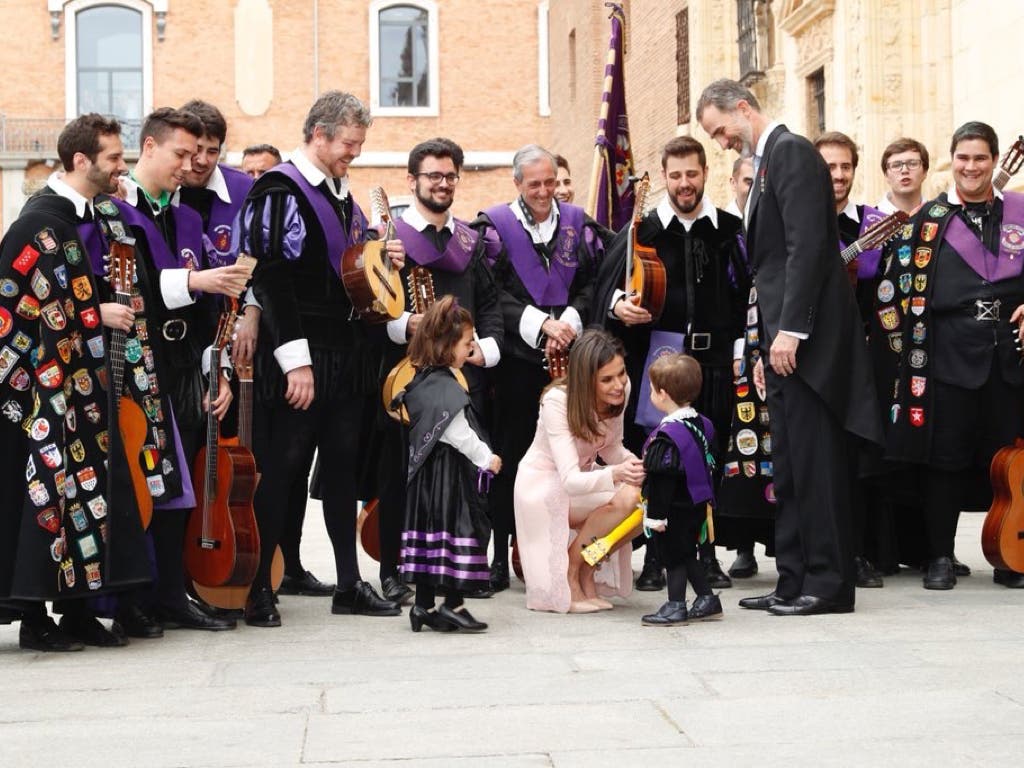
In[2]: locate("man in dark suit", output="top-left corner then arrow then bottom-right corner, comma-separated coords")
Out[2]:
696,79 -> 883,615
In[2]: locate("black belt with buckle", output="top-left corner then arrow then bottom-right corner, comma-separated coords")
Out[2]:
972,299 -> 1001,322
687,332 -> 712,351
161,318 -> 188,341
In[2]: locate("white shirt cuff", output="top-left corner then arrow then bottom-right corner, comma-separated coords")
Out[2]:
160,268 -> 195,310
387,312 -> 411,345
274,339 -> 312,374
477,336 -> 500,368
243,287 -> 262,310
779,330 -> 809,340
519,305 -> 548,349
608,289 -> 627,318
201,345 -> 233,375
733,338 -> 745,360
559,306 -> 583,336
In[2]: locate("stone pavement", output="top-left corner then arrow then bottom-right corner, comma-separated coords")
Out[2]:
1,508 -> 1023,767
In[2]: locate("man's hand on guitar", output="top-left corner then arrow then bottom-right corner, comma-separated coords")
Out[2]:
285,365 -> 315,410
188,263 -> 252,298
204,373 -> 234,420
99,302 -> 134,332
540,318 -> 575,349
384,239 -> 406,270
232,306 -> 260,365
613,294 -> 652,326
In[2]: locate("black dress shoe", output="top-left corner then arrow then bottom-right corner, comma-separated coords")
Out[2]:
768,594 -> 854,616
437,604 -> 487,632
688,593 -> 724,621
738,591 -> 789,611
855,556 -> 884,588
332,581 -> 401,616
952,556 -> 971,577
409,605 -> 457,632
923,556 -> 956,590
703,558 -> 732,589
277,570 -> 336,596
728,550 -> 758,579
19,616 -> 84,652
635,562 -> 666,591
113,604 -> 164,639
993,568 -> 1024,588
641,600 -> 687,626
245,587 -> 282,627
381,576 -> 415,605
59,614 -> 127,647
489,562 -> 511,593
464,583 -> 495,599
157,601 -> 237,631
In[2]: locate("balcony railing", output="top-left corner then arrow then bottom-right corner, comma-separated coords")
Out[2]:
0,115 -> 141,155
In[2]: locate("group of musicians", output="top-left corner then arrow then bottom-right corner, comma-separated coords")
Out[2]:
1,86 -> 1022,651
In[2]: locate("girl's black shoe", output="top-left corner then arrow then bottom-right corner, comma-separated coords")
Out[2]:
409,606 -> 457,633
437,605 -> 488,632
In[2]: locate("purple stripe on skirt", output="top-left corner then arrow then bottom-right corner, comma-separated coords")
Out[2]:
402,530 -> 481,547
400,546 -> 489,564
400,563 -> 490,581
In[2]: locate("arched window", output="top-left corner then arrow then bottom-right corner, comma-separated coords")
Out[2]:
76,5 -> 144,122
369,1 -> 439,116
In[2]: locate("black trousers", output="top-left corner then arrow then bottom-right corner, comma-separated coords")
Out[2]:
252,395 -> 366,591
767,369 -> 855,604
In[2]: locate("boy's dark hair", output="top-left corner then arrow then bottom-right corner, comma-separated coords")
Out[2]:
57,113 -> 121,171
180,99 -> 227,145
139,107 -> 204,149
408,295 -> 473,368
649,353 -> 702,405
880,137 -> 929,173
814,131 -> 860,170
661,135 -> 707,169
407,137 -> 465,175
243,143 -> 282,162
950,121 -> 999,157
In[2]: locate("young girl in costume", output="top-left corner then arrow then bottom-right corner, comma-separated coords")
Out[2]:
399,296 -> 502,633
641,353 -> 723,626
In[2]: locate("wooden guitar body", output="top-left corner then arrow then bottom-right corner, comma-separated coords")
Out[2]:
627,240 -> 667,323
358,498 -> 382,562
341,238 -> 404,323
186,444 -> 260,587
118,395 -> 153,530
983,440 -> 1024,573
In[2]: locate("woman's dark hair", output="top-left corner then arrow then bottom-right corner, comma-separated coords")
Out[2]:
408,295 -> 474,369
562,328 -> 625,443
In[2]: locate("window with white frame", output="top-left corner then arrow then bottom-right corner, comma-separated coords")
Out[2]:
369,0 -> 439,116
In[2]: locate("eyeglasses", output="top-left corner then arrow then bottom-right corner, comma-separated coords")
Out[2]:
415,172 -> 460,185
887,159 -> 923,172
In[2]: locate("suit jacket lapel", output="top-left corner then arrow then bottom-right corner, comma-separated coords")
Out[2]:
745,123 -> 787,230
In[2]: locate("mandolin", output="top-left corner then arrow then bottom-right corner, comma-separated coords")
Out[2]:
623,173 -> 666,322
184,306 -> 260,587
107,237 -> 153,529
341,187 -> 405,323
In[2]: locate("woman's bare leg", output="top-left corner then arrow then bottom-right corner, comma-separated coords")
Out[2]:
568,485 -> 642,602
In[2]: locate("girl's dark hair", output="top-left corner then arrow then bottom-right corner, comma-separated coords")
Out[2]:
408,295 -> 473,368
562,328 -> 625,443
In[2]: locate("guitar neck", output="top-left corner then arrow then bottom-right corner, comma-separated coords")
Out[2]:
204,347 -> 220,504
237,378 -> 253,449
109,290 -> 132,401
994,168 -> 1011,193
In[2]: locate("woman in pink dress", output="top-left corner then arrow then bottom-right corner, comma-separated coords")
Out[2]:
514,330 -> 646,613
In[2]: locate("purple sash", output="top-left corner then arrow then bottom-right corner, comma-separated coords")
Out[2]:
205,164 -> 254,266
635,330 -> 686,429
112,198 -> 206,272
643,417 -> 716,506
267,162 -> 367,281
841,204 -> 886,279
943,192 -> 1024,282
484,202 -> 585,306
153,406 -> 196,509
394,217 -> 476,273
78,219 -> 109,277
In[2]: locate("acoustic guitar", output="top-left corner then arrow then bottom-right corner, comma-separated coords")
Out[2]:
107,237 -> 153,529
623,173 -> 665,322
841,210 -> 909,266
184,306 -> 260,587
341,187 -> 405,323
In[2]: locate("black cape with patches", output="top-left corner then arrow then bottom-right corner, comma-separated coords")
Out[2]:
0,191 -> 150,601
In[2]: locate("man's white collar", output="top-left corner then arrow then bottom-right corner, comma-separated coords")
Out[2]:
947,184 -> 1003,206
656,194 -> 718,230
292,147 -> 349,199
205,164 -> 232,204
838,198 -> 859,222
46,171 -> 91,219
402,204 -> 455,233
122,174 -> 181,209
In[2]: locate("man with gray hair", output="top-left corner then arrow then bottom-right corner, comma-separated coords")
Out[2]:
696,79 -> 882,616
238,90 -> 405,626
470,144 -> 609,594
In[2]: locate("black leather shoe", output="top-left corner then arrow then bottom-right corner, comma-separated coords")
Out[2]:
923,557 -> 956,590
157,601 -> 237,631
409,605 -> 457,632
738,591 -> 789,611
993,568 -> 1024,588
278,569 -> 336,596
688,594 -> 724,621
641,600 -> 688,626
856,556 -> 884,588
19,616 -> 84,652
245,587 -> 282,627
332,581 -> 401,616
437,604 -> 487,632
59,614 -> 127,647
952,555 -> 971,577
703,558 -> 732,589
489,562 -> 511,593
464,583 -> 495,599
635,562 -> 666,591
768,594 -> 854,616
382,576 -> 415,605
728,550 -> 758,579
113,604 -> 164,639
